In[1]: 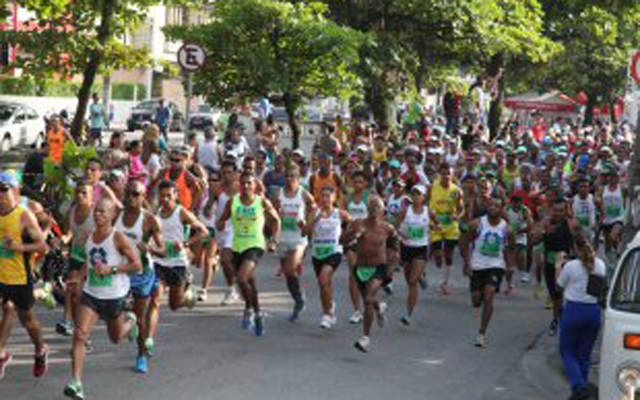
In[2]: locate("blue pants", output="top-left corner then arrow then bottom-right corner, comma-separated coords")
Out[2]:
559,301 -> 601,394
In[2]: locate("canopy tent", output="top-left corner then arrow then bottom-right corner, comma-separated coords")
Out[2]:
504,91 -> 579,113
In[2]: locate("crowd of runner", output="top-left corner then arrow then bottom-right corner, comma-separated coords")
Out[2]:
0,109 -> 633,399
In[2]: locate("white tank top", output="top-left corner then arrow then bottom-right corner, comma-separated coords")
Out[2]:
115,211 -> 151,273
199,194 -> 218,229
602,185 -> 624,224
70,206 -> 95,261
386,194 -> 406,224
472,216 -> 508,270
84,229 -> 130,299
279,187 -> 307,245
312,209 -> 342,259
157,205 -> 188,267
215,190 -> 233,233
400,205 -> 430,247
347,192 -> 369,220
572,194 -> 597,230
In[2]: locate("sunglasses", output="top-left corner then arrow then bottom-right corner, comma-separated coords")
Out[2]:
209,178 -> 220,183
170,158 -> 183,163
127,191 -> 144,197
0,185 -> 9,193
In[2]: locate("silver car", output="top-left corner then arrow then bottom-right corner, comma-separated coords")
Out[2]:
0,102 -> 46,152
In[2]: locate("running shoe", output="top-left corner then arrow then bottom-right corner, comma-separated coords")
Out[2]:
136,355 -> 148,374
319,315 -> 332,329
33,347 -> 49,378
348,310 -> 363,324
354,336 -> 370,353
197,288 -> 207,302
439,283 -> 452,295
254,314 -> 265,337
548,319 -> 558,336
475,333 -> 486,348
400,314 -> 412,326
41,283 -> 56,310
184,286 -> 197,309
221,287 -> 239,306
241,309 -> 255,330
288,298 -> 306,322
520,272 -> 530,284
125,312 -> 138,342
64,379 -> 85,400
377,302 -> 388,328
0,351 -> 12,380
145,337 -> 155,357
85,340 -> 93,354
56,320 -> 73,337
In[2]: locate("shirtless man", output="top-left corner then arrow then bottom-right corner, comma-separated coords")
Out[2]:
343,196 -> 398,353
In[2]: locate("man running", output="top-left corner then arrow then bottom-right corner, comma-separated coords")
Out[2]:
504,195 -> 533,291
304,187 -> 352,329
152,148 -> 203,212
599,167 -> 625,270
462,196 -> 513,348
0,171 -> 49,379
217,172 -> 280,336
63,199 -> 142,399
115,181 -> 165,374
274,165 -> 315,321
343,196 -> 398,352
216,161 -> 241,305
429,163 -> 463,295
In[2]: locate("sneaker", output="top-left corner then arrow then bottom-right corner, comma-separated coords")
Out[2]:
33,346 -> 49,377
348,310 -> 363,324
125,312 -> 138,342
56,320 -> 73,337
41,283 -> 56,310
241,309 -> 255,330
288,298 -> 306,322
354,336 -> 370,353
319,314 -> 332,329
135,355 -> 148,374
400,314 -> 412,326
329,302 -> 337,325
0,352 -> 12,380
475,333 -> 486,348
548,319 -> 558,336
377,302 -> 388,328
145,337 -> 155,357
84,340 -> 93,354
439,283 -> 452,295
520,272 -> 530,284
382,282 -> 394,295
254,314 -> 265,337
64,379 -> 85,399
221,287 -> 239,306
197,288 -> 207,302
184,286 -> 197,309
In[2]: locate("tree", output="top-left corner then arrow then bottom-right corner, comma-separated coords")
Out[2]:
166,0 -> 364,149
0,0 -> 161,140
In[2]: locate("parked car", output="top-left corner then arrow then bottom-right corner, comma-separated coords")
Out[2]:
0,102 -> 46,152
126,99 -> 184,132
189,104 -> 221,131
600,234 -> 640,400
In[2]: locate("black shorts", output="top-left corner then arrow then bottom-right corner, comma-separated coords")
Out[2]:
81,292 -> 125,321
154,264 -> 188,287
0,283 -> 35,312
312,254 -> 342,277
354,265 -> 391,292
400,245 -> 429,263
232,248 -> 264,271
431,240 -> 458,253
470,268 -> 504,292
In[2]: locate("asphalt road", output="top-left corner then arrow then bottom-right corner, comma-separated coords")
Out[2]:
2,250 -> 556,400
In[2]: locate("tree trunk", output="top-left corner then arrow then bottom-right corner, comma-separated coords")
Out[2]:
486,52 -> 504,141
583,94 -> 597,127
70,0 -> 117,142
365,81 -> 392,129
609,98 -> 618,125
283,93 -> 301,149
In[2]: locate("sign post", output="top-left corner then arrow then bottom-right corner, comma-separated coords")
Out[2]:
177,43 -> 206,144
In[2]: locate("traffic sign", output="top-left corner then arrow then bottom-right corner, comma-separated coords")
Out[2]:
177,43 -> 205,72
631,51 -> 640,86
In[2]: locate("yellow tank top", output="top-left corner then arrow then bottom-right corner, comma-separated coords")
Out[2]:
502,166 -> 520,191
429,180 -> 460,219
0,205 -> 29,285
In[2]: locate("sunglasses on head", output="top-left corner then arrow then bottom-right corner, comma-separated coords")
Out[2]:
0,185 -> 9,193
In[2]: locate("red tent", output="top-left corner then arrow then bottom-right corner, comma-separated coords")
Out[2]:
504,91 -> 579,113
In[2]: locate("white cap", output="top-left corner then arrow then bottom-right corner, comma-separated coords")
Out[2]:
412,184 -> 427,195
293,149 -> 304,156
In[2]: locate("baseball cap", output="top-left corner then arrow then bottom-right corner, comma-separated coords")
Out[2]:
392,179 -> 405,187
412,184 -> 427,195
293,149 -> 304,157
0,170 -> 19,188
389,159 -> 401,169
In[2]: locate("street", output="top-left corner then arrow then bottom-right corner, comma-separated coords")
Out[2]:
1,251 -> 552,400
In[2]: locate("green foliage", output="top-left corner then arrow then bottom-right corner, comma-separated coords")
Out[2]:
44,142 -> 98,202
112,83 -> 147,100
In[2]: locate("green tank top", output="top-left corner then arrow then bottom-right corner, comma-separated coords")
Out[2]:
231,195 -> 266,253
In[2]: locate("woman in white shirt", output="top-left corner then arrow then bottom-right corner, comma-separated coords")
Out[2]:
557,233 -> 606,400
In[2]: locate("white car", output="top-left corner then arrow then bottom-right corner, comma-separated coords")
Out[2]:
600,233 -> 640,400
0,102 -> 46,152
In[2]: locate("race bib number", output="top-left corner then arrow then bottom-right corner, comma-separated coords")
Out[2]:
165,243 -> 183,258
577,215 -> 590,228
479,233 -> 501,257
88,269 -> 113,287
0,243 -> 14,259
70,244 -> 86,262
407,226 -> 425,240
438,214 -> 453,225
546,251 -> 558,265
314,245 -> 335,259
606,204 -> 622,218
282,216 -> 299,232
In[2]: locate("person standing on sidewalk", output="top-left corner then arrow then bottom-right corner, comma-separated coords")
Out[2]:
557,232 -> 605,400
88,93 -> 106,147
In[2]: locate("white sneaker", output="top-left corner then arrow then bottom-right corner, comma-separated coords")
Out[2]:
197,288 -> 207,302
221,287 -> 239,306
354,335 -> 370,353
320,315 -> 332,329
475,333 -> 486,348
329,302 -> 337,325
349,310 -> 363,324
520,272 -> 530,284
377,302 -> 387,328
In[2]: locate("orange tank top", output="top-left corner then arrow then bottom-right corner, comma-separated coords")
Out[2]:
48,129 -> 65,164
312,173 -> 338,203
165,168 -> 193,209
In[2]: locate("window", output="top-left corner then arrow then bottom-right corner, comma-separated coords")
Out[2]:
611,248 -> 640,313
166,6 -> 183,26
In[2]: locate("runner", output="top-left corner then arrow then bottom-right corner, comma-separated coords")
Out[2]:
57,181 -> 95,337
273,165 -> 315,321
571,177 -> 598,245
196,171 -> 221,301
152,147 -> 203,212
599,166 -> 625,270
429,163 -> 463,295
0,171 -> 49,379
304,187 -> 352,329
395,184 -> 435,325
63,199 -> 141,399
216,172 -> 280,336
216,161 -> 241,305
462,196 -> 512,348
503,195 -> 533,291
343,196 -> 397,352
115,181 -> 165,374
310,154 -> 343,204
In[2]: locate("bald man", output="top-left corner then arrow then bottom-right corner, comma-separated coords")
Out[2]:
342,196 -> 398,353
64,199 -> 142,400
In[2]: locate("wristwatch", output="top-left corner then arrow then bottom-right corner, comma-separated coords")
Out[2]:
111,266 -> 119,275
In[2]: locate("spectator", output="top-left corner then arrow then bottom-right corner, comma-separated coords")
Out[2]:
155,98 -> 171,140
197,126 -> 222,173
88,93 -> 106,146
